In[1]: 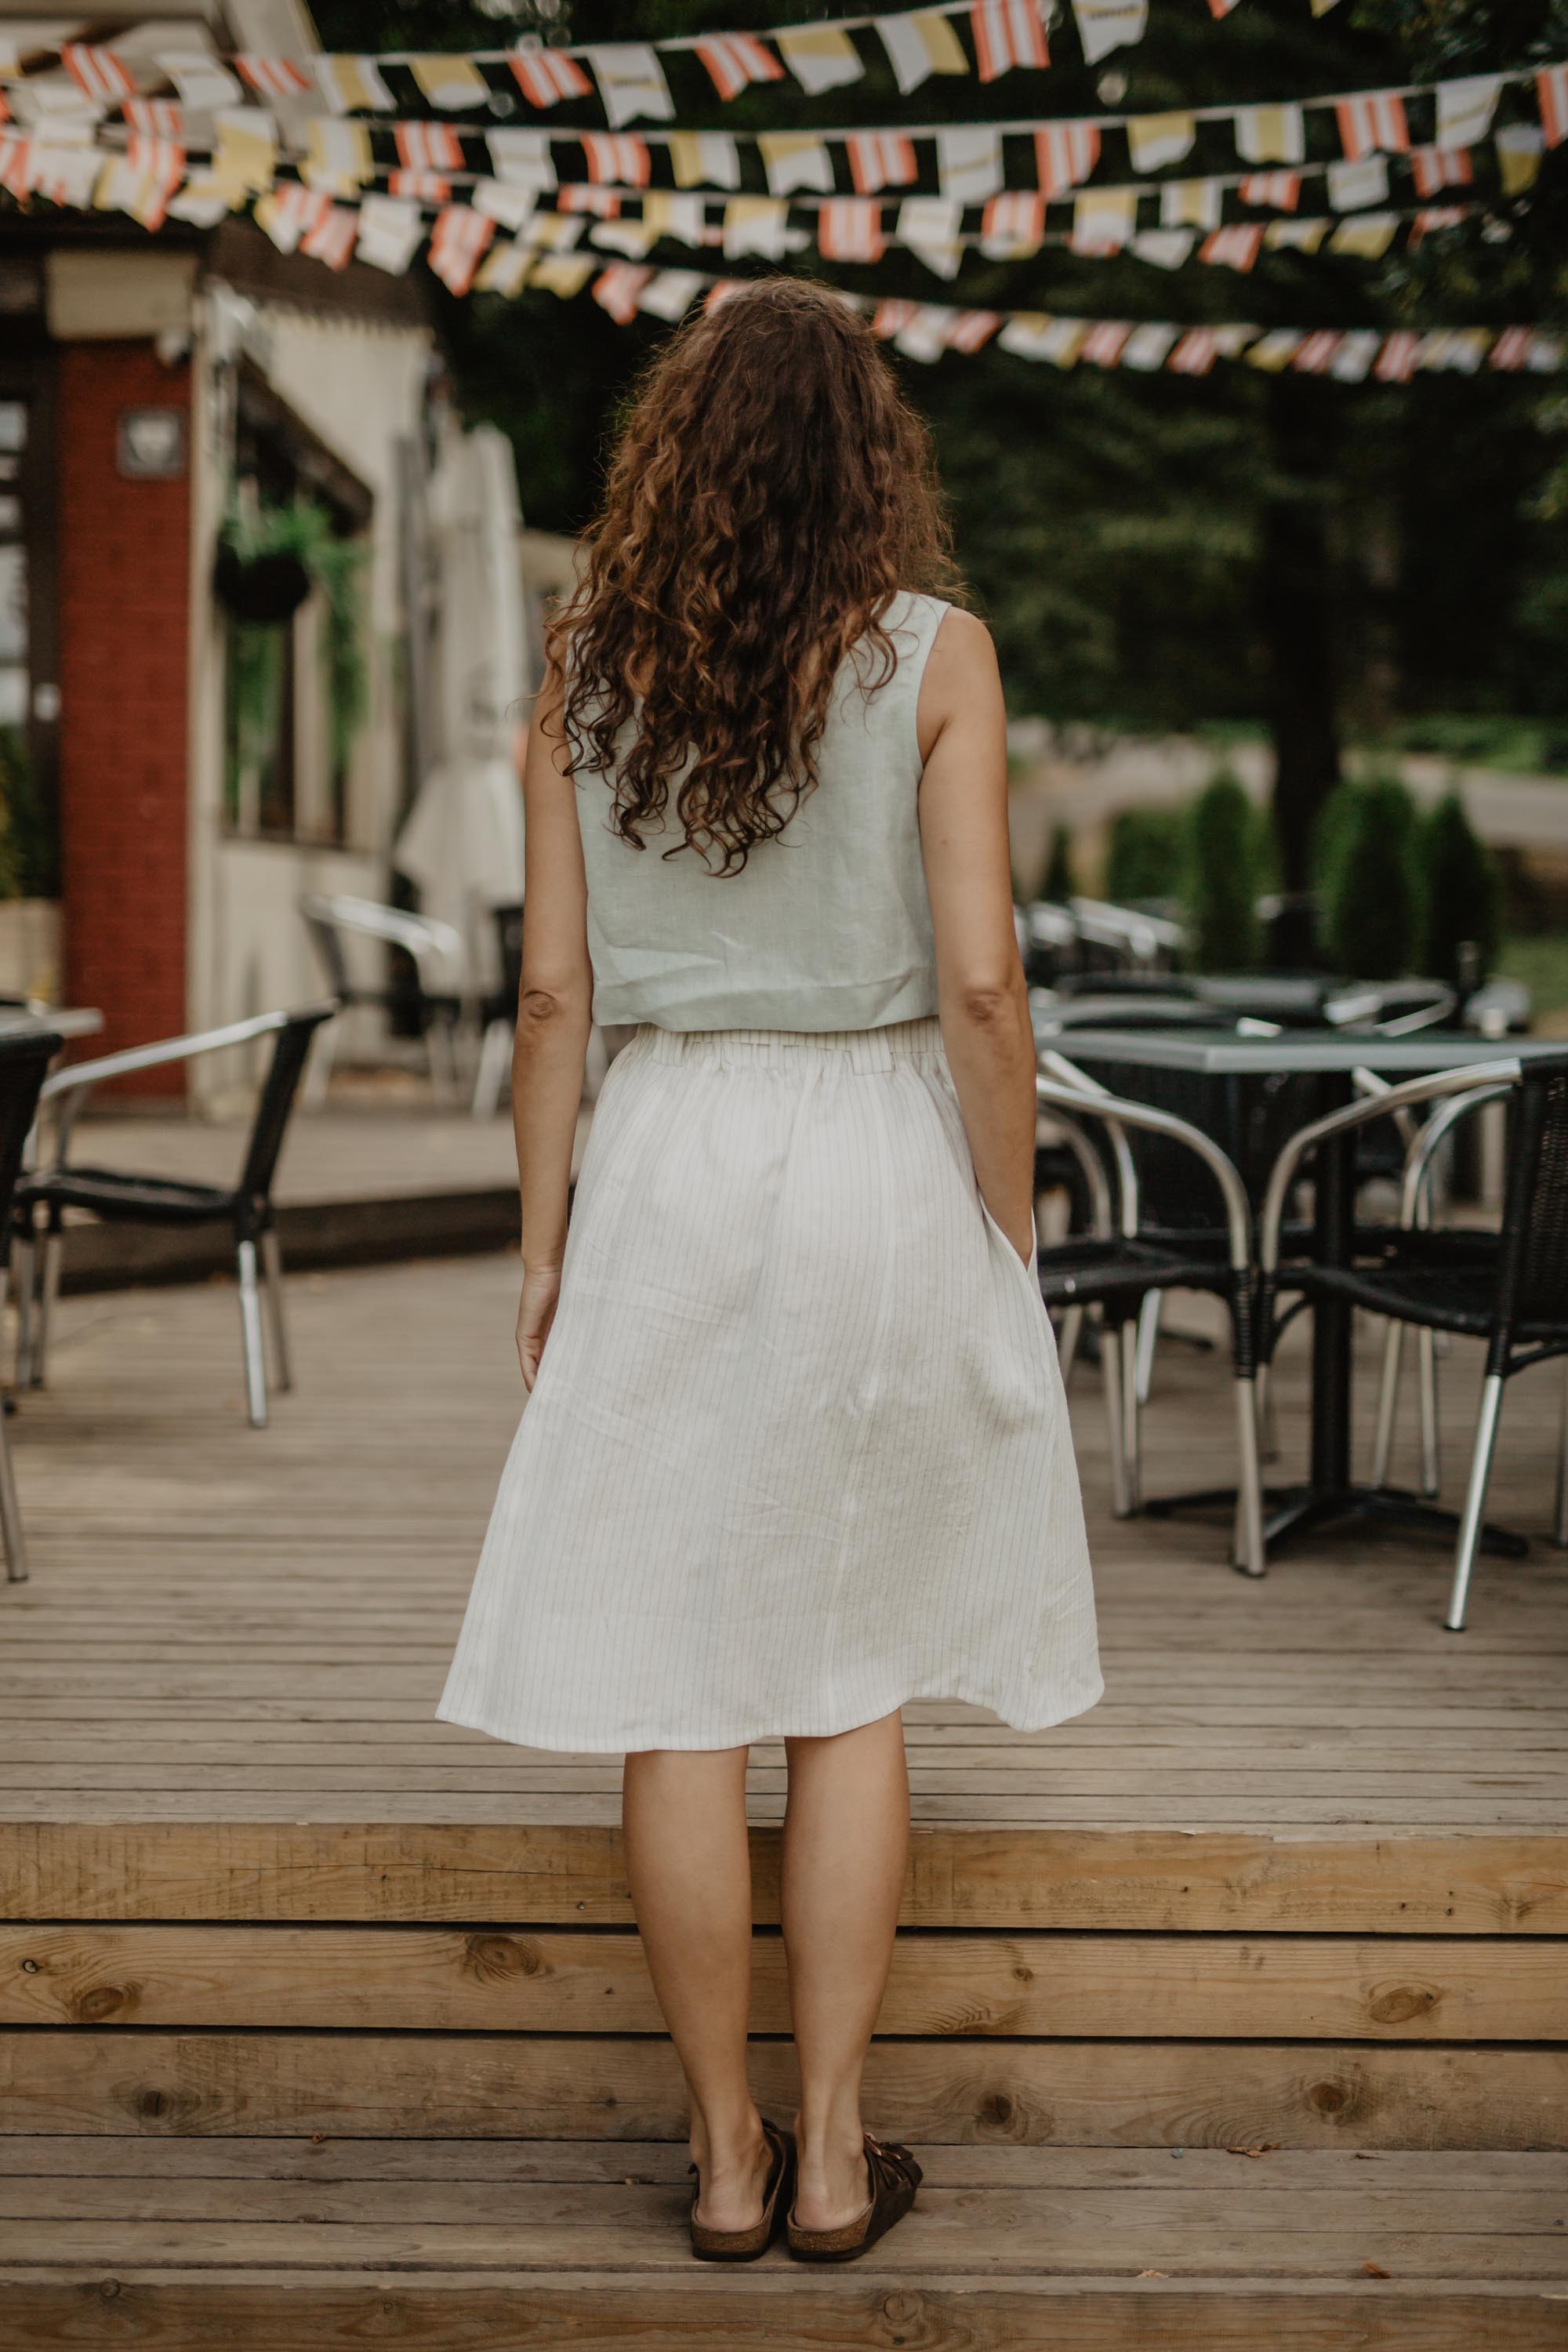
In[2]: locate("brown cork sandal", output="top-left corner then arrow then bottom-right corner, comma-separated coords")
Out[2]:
688,2119 -> 794,2263
786,2133 -> 922,2263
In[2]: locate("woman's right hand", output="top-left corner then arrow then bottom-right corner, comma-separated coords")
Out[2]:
517,1263 -> 563,1391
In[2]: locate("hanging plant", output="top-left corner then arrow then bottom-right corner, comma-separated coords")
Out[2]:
218,500 -> 368,774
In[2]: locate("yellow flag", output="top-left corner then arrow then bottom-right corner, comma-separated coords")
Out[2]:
776,25 -> 863,93
212,107 -> 276,200
1330,212 -> 1396,259
303,118 -> 372,195
408,54 -> 490,108
758,132 -> 833,194
530,252 -> 597,298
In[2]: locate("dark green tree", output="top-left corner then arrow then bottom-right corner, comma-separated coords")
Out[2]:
1187,770 -> 1262,972
1319,774 -> 1422,981
1421,791 -> 1501,987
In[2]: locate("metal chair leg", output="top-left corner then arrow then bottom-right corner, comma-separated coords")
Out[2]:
470,1018 -> 514,1120
259,1228 -> 292,1394
1370,1319 -> 1403,1490
0,1400 -> 28,1584
1134,1290 -> 1162,1406
11,1230 -> 33,1390
31,1225 -> 61,1391
236,1240 -> 269,1430
1417,1327 -> 1441,1500
1446,1371 -> 1505,1632
1232,1374 -> 1266,1578
1122,1314 -> 1142,1512
302,1014 -> 339,1112
1099,1316 -> 1132,1519
1057,1304 -> 1083,1388
1553,1359 -> 1568,1551
1256,1357 -> 1279,1465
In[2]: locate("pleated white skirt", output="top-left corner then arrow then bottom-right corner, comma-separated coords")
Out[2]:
437,1019 -> 1102,1752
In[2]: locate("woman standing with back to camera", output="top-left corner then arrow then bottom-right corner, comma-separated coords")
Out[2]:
439,278 -> 1100,2264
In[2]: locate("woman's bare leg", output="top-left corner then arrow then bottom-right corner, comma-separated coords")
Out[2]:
621,1745 -> 772,2230
782,1711 -> 910,2230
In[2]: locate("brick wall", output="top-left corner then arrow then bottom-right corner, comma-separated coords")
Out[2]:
56,342 -> 191,1094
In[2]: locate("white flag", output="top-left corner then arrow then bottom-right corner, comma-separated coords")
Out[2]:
897,196 -> 964,278
876,9 -> 969,94
1160,179 -> 1221,230
775,26 -> 864,93
1327,154 -> 1389,211
1071,0 -> 1148,66
1121,323 -> 1181,370
639,268 -> 705,321
587,43 -> 673,129
1127,112 -> 1195,172
669,132 -> 741,190
487,129 -> 557,194
1434,72 -> 1501,149
1070,187 -> 1138,252
1129,228 -> 1195,269
358,195 -> 423,274
936,126 -> 1003,201
723,196 -> 793,260
473,177 -> 541,232
758,132 -> 834,195
1233,103 -> 1305,165
156,53 -> 242,110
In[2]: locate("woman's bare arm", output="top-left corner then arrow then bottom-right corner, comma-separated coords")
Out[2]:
916,608 -> 1036,1263
512,661 -> 594,1383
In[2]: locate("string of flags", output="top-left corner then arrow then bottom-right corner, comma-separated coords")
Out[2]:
0,3 -> 1374,130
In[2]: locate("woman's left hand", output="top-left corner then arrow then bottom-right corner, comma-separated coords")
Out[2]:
517,1264 -> 562,1391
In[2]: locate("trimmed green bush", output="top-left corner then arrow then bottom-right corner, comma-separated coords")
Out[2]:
1105,806 -> 1187,906
1421,790 -> 1499,989
1318,773 -> 1422,981
1042,823 -> 1076,903
1187,769 -> 1261,972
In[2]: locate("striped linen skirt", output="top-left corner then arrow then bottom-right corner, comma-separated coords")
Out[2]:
437,1018 -> 1102,1752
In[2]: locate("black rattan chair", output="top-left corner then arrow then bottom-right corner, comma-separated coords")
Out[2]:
1035,1061 -> 1265,1577
0,1027 -> 64,1582
15,1006 -> 335,1430
299,894 -> 468,1109
1257,1049 -> 1564,1629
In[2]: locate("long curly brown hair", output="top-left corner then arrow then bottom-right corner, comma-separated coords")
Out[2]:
550,278 -> 962,877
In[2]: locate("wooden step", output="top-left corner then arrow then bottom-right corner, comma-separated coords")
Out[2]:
4,1922 -> 1565,2042
2,2140 -> 1563,2350
7,2031 -> 1564,2149
7,1819 -> 1567,1933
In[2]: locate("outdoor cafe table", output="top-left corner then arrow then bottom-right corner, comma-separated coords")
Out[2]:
1046,1027 -> 1566,1560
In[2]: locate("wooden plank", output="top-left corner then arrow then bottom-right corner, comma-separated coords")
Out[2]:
6,1820 -> 1566,1933
2,1925 -> 1564,2042
5,2033 -> 1564,2150
2,2273 -> 1563,2352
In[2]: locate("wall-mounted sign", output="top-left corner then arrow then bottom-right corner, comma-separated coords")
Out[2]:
118,408 -> 186,480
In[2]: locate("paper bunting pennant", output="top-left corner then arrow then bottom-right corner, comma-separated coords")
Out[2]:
1539,65 -> 1568,147
593,217 -> 659,260
981,190 -> 1046,256
760,132 -> 834,195
1374,329 -> 1421,381
1293,328 -> 1342,373
303,118 -> 372,197
937,125 -> 1004,201
213,107 -> 277,199
819,195 -> 887,262
1035,124 -> 1100,196
234,56 -> 311,99
29,142 -> 105,205
93,147 -> 183,230
428,202 -> 495,292
510,47 -> 591,107
871,297 -> 920,339
314,56 -> 394,114
1245,328 -> 1305,369
639,267 -> 705,319
487,128 -> 557,192
1071,187 -> 1137,252
877,11 -> 969,94
61,44 -> 135,106
722,194 -> 793,258
1330,212 -> 1397,257
1235,103 -> 1305,166
670,130 -> 740,189
592,261 -> 653,321
123,97 -> 183,137
1080,321 -> 1134,366
587,44 -> 673,128
1161,180 -> 1221,230
1200,223 -> 1264,271
1122,321 -> 1181,368
643,191 -> 708,246
395,122 -> 463,171
1496,123 -> 1544,192
165,173 -> 230,228
898,194 -> 964,277
775,27 -> 863,95
1071,0 -> 1147,67
848,132 -> 918,195
474,176 -> 542,231
560,185 -> 622,216
581,132 -> 651,187
970,1 -> 1050,80
255,182 -> 331,252
524,211 -> 585,250
358,192 -> 427,270
1435,73 -> 1501,149
1335,91 -> 1410,159
1327,154 -> 1389,210
300,201 -> 358,270
1131,227 -> 1196,268
532,252 -> 596,296
1265,216 -> 1328,252
694,34 -> 782,101
1127,113 -> 1195,173
156,53 -> 242,111
1240,171 -> 1301,210
474,238 -> 535,296
408,55 -> 490,110
1410,147 -> 1472,197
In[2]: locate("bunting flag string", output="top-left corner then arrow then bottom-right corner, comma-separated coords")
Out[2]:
0,3 -> 1369,125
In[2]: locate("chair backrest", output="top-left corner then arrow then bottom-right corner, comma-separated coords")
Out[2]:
0,1030 -> 61,1220
238,1007 -> 338,1212
299,898 -> 353,1001
299,894 -> 466,998
1496,1052 -> 1568,1340
1058,1050 -> 1322,1230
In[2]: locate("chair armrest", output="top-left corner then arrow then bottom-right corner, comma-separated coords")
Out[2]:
1036,1105 -> 1116,1241
1037,1058 -> 1254,1272
1258,1058 -> 1521,1274
34,1007 -> 332,1167
1398,1083 -> 1513,1229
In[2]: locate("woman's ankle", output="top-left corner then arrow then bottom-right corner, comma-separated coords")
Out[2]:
688,2101 -> 767,2174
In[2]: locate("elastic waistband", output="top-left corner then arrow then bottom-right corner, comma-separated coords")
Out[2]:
636,1018 -> 944,1073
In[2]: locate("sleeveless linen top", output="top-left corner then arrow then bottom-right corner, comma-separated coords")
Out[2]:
575,592 -> 951,1033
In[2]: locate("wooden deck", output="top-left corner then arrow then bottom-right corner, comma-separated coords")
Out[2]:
2,1250 -> 1566,2345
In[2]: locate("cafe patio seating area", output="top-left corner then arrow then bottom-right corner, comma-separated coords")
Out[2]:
2,1244 -> 1563,2346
